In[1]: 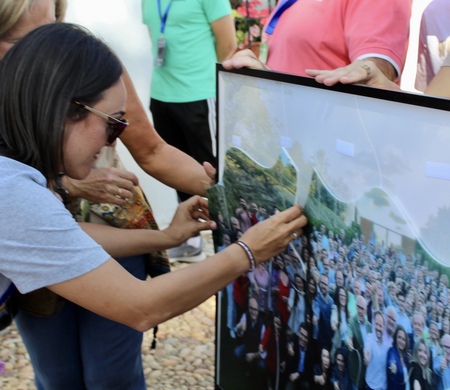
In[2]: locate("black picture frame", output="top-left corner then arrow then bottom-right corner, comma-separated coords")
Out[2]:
213,65 -> 450,390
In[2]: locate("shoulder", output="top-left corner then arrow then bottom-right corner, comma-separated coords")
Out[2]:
0,157 -> 52,215
202,0 -> 232,22
387,346 -> 397,357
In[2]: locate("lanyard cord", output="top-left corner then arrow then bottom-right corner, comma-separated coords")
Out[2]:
265,0 -> 297,35
157,0 -> 174,34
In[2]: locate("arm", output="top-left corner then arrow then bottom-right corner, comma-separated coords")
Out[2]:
305,60 -> 401,89
211,14 -> 236,62
363,57 -> 397,82
425,66 -> 450,98
48,204 -> 307,331
62,167 -> 139,205
306,0 -> 411,87
364,336 -> 372,365
79,196 -> 214,258
314,366 -> 326,385
347,320 -> 354,350
387,348 -> 397,375
259,325 -> 269,359
116,68 -> 216,196
287,288 -> 295,311
433,355 -> 444,376
235,312 -> 247,337
331,304 -> 338,330
223,48 -> 269,71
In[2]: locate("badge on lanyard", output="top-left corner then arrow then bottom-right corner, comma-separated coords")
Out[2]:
156,0 -> 173,67
155,35 -> 166,67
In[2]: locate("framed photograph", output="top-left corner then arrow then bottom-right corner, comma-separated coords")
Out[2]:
211,65 -> 450,390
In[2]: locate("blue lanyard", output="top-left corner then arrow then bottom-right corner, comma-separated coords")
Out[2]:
157,0 -> 174,34
265,0 -> 297,35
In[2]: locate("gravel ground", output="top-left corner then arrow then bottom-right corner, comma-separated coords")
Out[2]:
0,232 -> 216,390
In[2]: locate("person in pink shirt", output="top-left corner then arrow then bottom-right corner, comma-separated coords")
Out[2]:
224,0 -> 411,83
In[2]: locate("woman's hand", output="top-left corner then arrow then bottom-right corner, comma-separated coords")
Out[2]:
239,204 -> 307,264
222,49 -> 269,71
390,361 -> 397,374
163,196 -> 217,246
63,167 -> 139,205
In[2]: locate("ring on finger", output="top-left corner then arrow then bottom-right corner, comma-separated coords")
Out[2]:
360,63 -> 371,77
292,232 -> 298,240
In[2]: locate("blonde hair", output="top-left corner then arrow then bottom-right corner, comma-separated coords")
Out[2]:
0,0 -> 32,39
55,0 -> 67,22
0,0 -> 67,40
410,338 -> 433,385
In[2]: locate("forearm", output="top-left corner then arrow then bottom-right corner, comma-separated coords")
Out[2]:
425,66 -> 450,98
49,205 -> 306,332
365,57 -> 397,81
79,222 -> 180,257
135,142 -> 212,196
61,168 -> 139,205
212,14 -> 237,62
119,69 -> 212,196
149,245 -> 249,323
216,40 -> 236,63
50,244 -> 251,331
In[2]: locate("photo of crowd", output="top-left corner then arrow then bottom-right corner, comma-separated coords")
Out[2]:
212,148 -> 450,390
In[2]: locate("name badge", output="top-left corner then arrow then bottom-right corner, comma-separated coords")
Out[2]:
155,35 -> 166,67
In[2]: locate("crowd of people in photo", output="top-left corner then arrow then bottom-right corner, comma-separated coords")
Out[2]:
217,196 -> 450,390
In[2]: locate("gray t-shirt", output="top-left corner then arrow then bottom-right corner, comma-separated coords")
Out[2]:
0,157 -> 110,298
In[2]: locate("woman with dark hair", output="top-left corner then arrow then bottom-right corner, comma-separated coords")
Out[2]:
387,325 -> 410,390
313,347 -> 332,389
287,273 -> 306,335
330,286 -> 350,362
249,261 -> 270,315
305,273 -> 319,335
274,256 -> 292,326
0,22 -> 307,388
0,1 -> 223,387
409,338 -> 433,390
331,348 -> 352,390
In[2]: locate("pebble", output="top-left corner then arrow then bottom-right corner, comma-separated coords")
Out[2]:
0,232 -> 216,389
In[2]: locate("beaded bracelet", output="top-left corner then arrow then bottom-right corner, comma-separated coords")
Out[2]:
236,241 -> 256,272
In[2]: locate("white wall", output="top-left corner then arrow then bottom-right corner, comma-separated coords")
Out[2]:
65,0 -> 178,228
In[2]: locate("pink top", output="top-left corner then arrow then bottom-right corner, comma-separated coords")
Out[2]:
266,0 -> 411,77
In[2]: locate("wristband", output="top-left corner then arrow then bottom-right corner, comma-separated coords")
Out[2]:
236,241 -> 256,272
55,174 -> 70,205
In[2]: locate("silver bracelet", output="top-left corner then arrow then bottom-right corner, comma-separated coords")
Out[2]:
236,241 -> 256,272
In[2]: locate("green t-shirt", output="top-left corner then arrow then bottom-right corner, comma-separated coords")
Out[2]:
142,0 -> 232,102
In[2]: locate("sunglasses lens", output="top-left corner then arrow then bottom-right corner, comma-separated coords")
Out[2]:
107,120 -> 128,144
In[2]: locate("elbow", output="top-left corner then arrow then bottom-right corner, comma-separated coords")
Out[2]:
122,308 -> 162,332
128,313 -> 152,332
118,314 -> 151,332
129,316 -> 160,333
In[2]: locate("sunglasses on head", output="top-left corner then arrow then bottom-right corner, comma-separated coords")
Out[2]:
72,101 -> 128,145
